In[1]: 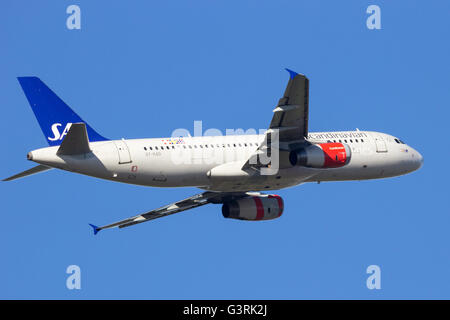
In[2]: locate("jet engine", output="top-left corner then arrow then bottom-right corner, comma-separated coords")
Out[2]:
289,142 -> 351,168
222,195 -> 284,221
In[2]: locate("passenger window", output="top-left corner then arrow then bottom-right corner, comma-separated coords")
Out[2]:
350,139 -> 353,143
355,139 -> 358,143
339,140 -> 342,143
166,146 -> 170,150
344,140 -> 347,143
144,147 -> 147,150
171,146 -> 175,149
149,147 -> 153,150
155,146 -> 158,150
361,139 -> 364,142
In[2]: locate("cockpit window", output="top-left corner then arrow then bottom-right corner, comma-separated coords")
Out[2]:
395,138 -> 405,144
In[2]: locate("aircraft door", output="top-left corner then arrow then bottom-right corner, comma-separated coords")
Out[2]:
374,135 -> 387,153
114,139 -> 132,164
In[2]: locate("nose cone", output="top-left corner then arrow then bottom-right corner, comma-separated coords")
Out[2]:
408,147 -> 423,171
27,151 -> 33,161
416,150 -> 424,168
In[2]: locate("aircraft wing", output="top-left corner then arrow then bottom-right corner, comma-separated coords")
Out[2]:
243,69 -> 310,170
89,191 -> 247,234
270,68 -> 309,143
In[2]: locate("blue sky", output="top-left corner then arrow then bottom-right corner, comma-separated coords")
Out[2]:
0,0 -> 449,299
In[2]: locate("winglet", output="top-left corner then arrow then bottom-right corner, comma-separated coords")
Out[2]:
89,224 -> 100,235
285,68 -> 298,79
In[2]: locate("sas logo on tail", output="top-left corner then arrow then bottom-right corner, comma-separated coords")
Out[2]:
48,123 -> 73,141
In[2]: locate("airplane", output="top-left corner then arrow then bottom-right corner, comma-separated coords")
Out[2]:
3,69 -> 423,234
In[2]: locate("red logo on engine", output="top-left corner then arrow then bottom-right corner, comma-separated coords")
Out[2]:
319,143 -> 349,168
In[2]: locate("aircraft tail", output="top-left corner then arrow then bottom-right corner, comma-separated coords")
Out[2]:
17,77 -> 108,146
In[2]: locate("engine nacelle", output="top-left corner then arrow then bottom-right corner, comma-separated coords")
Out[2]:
222,195 -> 284,221
289,143 -> 351,168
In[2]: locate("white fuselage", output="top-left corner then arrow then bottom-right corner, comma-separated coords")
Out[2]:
27,131 -> 423,192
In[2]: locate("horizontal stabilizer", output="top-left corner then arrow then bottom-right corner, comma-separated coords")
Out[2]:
57,123 -> 91,155
2,164 -> 52,181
